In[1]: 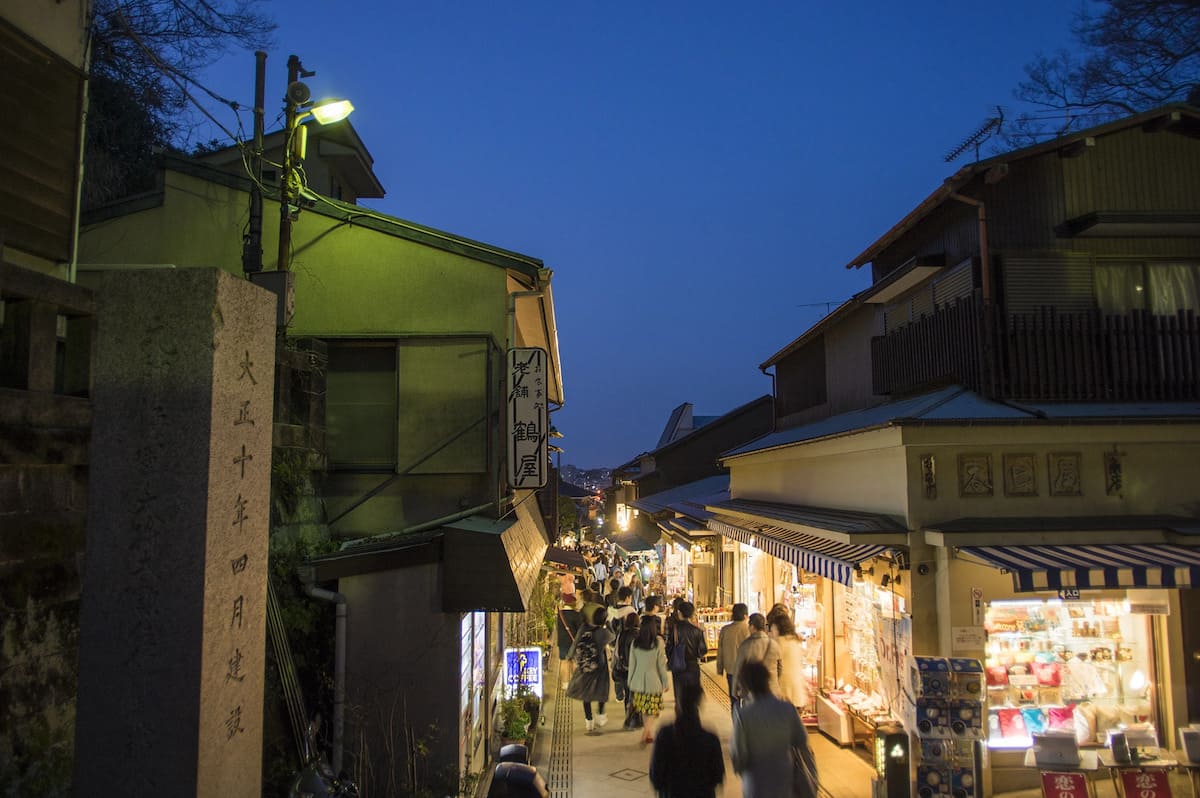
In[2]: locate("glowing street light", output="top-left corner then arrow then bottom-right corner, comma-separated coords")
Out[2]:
277,56 -> 354,273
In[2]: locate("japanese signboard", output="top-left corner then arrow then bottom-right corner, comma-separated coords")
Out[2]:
1119,769 -> 1173,798
507,347 -> 548,489
1039,772 -> 1088,798
504,647 -> 543,699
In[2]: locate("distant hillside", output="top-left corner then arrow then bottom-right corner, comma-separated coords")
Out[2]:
561,464 -> 611,492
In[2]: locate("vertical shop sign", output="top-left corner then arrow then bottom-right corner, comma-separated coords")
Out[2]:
507,348 -> 547,489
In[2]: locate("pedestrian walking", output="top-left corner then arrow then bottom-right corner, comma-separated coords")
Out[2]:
731,660 -> 818,798
717,603 -> 751,712
732,613 -> 782,700
770,613 -> 812,715
667,600 -> 708,696
555,592 -> 583,687
626,614 -> 669,745
565,606 -> 614,732
612,612 -> 640,725
649,681 -> 725,798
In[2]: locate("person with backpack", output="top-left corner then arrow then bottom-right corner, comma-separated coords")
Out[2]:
565,606 -> 614,732
668,600 -> 708,697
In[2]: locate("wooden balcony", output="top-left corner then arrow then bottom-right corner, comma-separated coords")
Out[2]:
872,292 -> 1200,402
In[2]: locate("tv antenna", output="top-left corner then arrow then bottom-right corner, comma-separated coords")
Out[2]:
944,107 -> 1004,163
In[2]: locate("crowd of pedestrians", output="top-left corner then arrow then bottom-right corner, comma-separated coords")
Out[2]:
554,546 -> 819,798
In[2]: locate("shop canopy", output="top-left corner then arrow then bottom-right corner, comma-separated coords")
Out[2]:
958,543 -> 1200,592
705,499 -> 908,586
926,515 -> 1200,592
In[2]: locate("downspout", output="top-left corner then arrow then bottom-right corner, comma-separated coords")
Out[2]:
949,191 -> 996,394
69,11 -> 96,284
300,580 -> 347,775
948,192 -> 991,304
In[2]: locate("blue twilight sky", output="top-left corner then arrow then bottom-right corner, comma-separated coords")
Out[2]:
195,1 -> 1081,470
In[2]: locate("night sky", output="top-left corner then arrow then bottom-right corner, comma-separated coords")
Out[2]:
197,1 -> 1079,469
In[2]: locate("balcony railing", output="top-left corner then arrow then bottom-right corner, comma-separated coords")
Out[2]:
872,292 -> 1200,401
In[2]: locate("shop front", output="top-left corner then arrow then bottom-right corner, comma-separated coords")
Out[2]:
927,519 -> 1200,794
706,510 -> 912,758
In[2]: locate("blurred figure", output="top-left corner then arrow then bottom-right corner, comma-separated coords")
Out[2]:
733,613 -> 781,701
565,607 -> 613,732
717,603 -> 751,712
649,680 -> 725,798
626,614 -> 669,744
770,613 -> 811,715
732,660 -> 817,798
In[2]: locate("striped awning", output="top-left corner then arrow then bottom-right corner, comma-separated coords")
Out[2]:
708,515 -> 893,586
959,544 -> 1200,592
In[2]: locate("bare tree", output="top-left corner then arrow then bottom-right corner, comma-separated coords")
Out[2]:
1005,0 -> 1200,145
84,0 -> 275,207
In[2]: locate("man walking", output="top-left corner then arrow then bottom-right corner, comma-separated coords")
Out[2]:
716,603 -> 751,711
669,601 -> 708,696
732,613 -> 781,701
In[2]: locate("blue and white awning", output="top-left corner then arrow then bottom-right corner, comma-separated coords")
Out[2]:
959,544 -> 1200,592
708,516 -> 894,586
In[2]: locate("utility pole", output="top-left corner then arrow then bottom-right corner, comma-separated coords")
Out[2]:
241,51 -> 266,274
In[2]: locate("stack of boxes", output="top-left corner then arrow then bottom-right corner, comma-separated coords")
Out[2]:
913,657 -> 986,798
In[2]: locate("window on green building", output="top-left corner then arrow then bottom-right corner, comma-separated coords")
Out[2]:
326,337 -> 492,473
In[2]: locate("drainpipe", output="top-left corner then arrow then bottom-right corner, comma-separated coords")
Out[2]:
68,21 -> 95,284
948,192 -> 991,304
949,191 -> 996,394
300,580 -> 347,775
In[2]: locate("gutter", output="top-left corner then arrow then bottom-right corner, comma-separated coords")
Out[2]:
299,578 -> 348,775
68,12 -> 95,284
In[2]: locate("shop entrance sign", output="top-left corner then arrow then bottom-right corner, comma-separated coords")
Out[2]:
1057,588 -> 1081,601
1039,771 -> 1088,798
504,647 -> 542,699
1119,769 -> 1172,798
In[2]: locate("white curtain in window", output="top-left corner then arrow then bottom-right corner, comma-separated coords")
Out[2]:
1094,265 -> 1146,314
1147,263 -> 1200,314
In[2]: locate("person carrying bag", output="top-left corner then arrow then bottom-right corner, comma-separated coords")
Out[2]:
731,660 -> 818,798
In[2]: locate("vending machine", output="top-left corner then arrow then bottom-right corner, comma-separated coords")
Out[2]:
912,657 -> 985,798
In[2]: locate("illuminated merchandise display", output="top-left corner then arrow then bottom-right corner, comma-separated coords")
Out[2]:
983,598 -> 1155,749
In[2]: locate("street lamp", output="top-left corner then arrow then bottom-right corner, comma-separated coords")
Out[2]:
277,55 -> 354,273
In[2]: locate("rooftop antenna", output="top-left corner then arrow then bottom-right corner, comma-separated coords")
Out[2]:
945,106 -> 1005,163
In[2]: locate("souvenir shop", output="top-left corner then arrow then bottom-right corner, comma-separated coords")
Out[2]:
933,539 -> 1189,795
705,517 -> 912,752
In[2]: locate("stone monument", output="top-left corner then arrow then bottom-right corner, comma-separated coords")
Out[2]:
74,268 -> 275,797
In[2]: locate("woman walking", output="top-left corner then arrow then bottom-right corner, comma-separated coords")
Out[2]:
565,606 -> 614,732
649,681 -> 725,798
732,660 -> 818,798
771,614 -> 812,714
626,614 -> 669,745
612,612 -> 641,728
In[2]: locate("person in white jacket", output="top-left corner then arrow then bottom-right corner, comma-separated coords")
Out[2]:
626,614 -> 670,745
770,613 -> 811,713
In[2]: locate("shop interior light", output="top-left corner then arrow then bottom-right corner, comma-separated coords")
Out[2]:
1129,669 -> 1148,692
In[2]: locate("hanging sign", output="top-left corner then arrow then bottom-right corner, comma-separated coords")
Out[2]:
1040,772 -> 1089,798
507,348 -> 548,489
1120,769 -> 1173,798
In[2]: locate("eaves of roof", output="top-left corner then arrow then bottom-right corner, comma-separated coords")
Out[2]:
845,103 -> 1200,270
82,154 -> 544,278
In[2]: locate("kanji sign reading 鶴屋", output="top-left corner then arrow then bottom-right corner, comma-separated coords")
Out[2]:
507,347 -> 548,489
